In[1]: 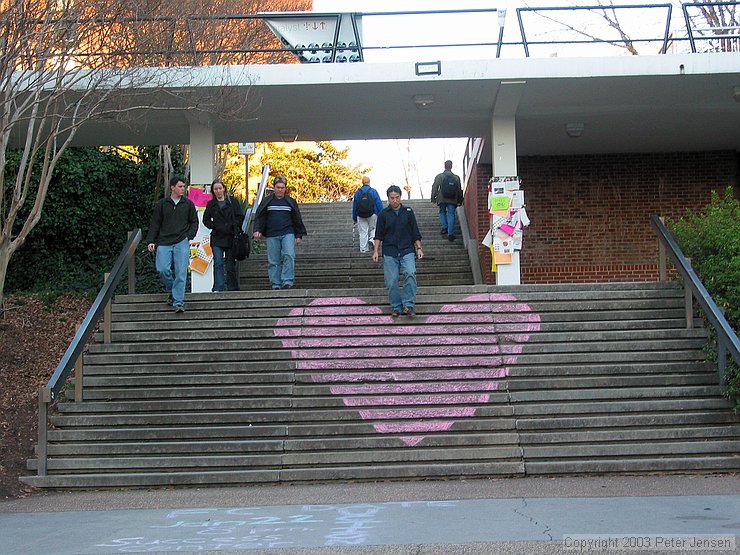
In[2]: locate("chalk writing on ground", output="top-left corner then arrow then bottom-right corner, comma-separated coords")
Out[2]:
96,501 -> 458,552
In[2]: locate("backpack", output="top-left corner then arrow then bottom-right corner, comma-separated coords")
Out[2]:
441,174 -> 458,199
356,188 -> 374,218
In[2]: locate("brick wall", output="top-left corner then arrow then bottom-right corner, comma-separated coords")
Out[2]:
467,151 -> 738,284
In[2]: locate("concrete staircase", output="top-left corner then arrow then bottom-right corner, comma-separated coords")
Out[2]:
22,201 -> 740,488
241,200 -> 473,289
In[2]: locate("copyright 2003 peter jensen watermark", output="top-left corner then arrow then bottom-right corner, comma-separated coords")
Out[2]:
563,535 -> 737,552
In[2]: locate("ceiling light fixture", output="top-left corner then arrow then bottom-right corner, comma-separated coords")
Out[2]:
413,94 -> 435,110
279,128 -> 298,142
565,122 -> 585,138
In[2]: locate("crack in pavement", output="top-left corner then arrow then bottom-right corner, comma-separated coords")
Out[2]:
514,497 -> 553,541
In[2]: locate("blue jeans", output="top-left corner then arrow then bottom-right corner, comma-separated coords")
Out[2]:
439,203 -> 457,236
383,252 -> 417,311
155,239 -> 190,306
212,244 -> 239,292
266,233 -> 295,289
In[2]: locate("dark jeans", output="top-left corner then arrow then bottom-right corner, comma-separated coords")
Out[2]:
212,244 -> 240,291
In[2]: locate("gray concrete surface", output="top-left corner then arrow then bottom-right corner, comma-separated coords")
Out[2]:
1,475 -> 738,554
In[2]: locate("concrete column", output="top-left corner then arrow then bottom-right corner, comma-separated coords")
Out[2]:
491,81 -> 525,286
189,121 -> 215,186
188,120 -> 215,294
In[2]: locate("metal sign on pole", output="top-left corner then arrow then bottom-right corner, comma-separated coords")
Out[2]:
238,143 -> 255,155
238,143 -> 255,203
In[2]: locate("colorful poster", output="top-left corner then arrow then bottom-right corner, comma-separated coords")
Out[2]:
509,190 -> 524,209
490,196 -> 510,212
189,235 -> 213,275
188,186 -> 214,292
493,236 -> 513,265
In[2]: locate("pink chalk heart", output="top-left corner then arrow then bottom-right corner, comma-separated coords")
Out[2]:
274,294 -> 540,447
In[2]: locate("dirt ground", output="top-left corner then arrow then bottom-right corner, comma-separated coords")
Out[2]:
0,293 -> 92,500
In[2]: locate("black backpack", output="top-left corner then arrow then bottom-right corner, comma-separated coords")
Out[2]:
356,188 -> 374,217
441,174 -> 457,198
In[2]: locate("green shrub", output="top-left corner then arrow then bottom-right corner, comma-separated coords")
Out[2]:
6,145 -> 186,297
667,186 -> 740,407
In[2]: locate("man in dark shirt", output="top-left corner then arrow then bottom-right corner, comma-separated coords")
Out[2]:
253,175 -> 307,289
430,160 -> 463,241
372,185 -> 423,316
146,176 -> 199,313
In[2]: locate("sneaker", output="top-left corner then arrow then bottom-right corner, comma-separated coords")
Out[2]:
173,304 -> 185,313
440,229 -> 448,235
403,307 -> 416,316
281,283 -> 293,289
448,235 -> 456,241
391,310 -> 401,317
166,295 -> 174,306
272,285 -> 281,290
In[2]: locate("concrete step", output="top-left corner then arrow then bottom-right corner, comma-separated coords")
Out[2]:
86,328 -> 708,355
22,460 -> 526,488
524,456 -> 740,475
23,276 -> 740,489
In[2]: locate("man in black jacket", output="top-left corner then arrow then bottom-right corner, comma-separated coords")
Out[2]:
146,176 -> 199,313
372,185 -> 423,317
252,175 -> 307,289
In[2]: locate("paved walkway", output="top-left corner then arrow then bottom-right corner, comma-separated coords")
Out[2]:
1,475 -> 738,554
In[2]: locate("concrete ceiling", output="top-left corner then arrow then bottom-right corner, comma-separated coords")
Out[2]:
72,52 -> 740,158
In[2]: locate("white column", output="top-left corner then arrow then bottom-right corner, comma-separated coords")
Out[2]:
188,120 -> 216,293
491,81 -> 525,286
189,121 -> 215,186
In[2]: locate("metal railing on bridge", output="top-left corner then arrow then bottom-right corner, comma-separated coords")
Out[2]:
18,2 -> 739,69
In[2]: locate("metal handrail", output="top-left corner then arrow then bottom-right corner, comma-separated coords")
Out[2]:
651,215 -> 740,385
517,4 -> 674,57
682,1 -> 740,52
37,228 -> 141,476
16,3 -> 740,66
242,164 -> 270,235
462,137 -> 485,191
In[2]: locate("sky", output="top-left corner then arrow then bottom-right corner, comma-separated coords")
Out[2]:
309,0 -> 493,198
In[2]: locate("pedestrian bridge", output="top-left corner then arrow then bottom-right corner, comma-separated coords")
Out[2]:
60,5 -> 740,164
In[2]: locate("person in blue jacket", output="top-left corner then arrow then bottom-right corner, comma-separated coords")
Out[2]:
252,175 -> 307,290
352,175 -> 383,254
372,185 -> 423,317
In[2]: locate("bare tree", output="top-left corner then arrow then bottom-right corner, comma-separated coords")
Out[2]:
685,1 -> 738,53
0,0 -> 273,307
524,0 -> 738,56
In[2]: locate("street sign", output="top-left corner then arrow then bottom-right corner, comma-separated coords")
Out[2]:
238,143 -> 255,155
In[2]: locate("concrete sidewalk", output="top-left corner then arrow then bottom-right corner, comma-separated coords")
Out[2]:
1,474 -> 738,554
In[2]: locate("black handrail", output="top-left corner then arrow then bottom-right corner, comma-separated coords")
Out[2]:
650,215 -> 740,384
242,164 -> 271,236
44,228 -> 141,401
16,3 -> 740,65
683,1 -> 740,53
517,4 -> 674,57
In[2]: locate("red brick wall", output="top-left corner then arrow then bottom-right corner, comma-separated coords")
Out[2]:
467,151 -> 738,284
463,163 -> 494,283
